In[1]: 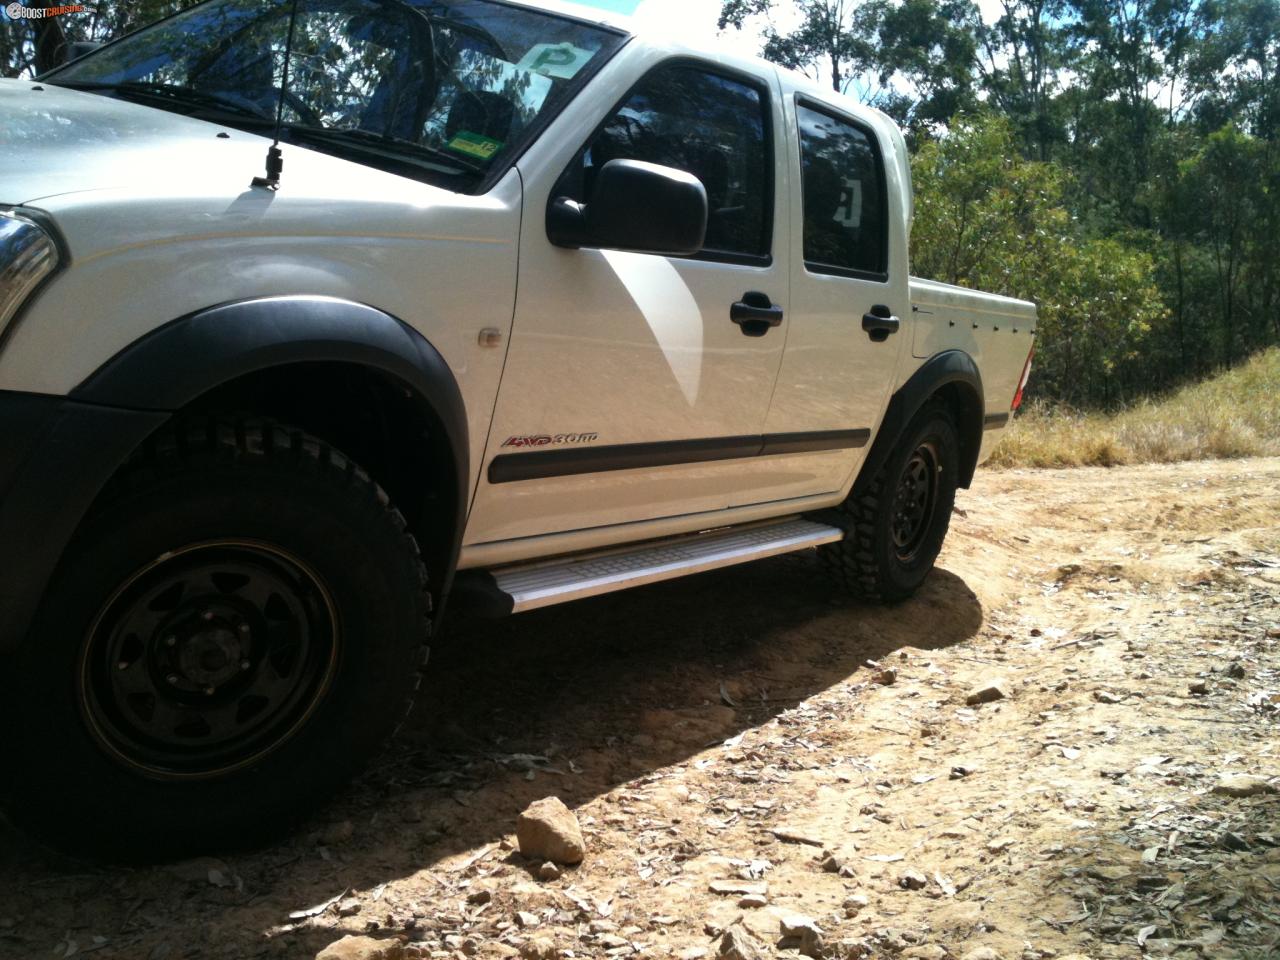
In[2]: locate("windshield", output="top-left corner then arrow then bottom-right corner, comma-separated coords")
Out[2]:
45,0 -> 626,191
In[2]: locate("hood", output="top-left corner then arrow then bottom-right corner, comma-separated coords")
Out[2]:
0,78 -> 278,204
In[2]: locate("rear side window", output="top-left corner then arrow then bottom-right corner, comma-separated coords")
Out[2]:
797,103 -> 886,277
563,62 -> 772,259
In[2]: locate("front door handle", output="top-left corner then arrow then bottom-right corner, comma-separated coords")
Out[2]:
731,291 -> 784,337
862,304 -> 900,343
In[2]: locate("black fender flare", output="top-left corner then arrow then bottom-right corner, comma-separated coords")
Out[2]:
0,297 -> 468,654
74,293 -> 471,576
854,350 -> 985,494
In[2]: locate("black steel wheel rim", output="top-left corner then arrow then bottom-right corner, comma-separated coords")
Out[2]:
890,441 -> 941,563
79,540 -> 339,779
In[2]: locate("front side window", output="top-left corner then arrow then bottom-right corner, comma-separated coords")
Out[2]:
46,0 -> 626,192
797,103 -> 886,277
560,62 -> 772,259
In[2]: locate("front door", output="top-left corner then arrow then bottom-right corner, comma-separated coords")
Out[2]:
465,57 -> 793,546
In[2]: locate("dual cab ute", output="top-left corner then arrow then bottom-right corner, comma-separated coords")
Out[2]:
0,0 -> 1035,859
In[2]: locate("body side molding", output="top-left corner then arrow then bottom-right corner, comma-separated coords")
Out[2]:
487,428 -> 871,484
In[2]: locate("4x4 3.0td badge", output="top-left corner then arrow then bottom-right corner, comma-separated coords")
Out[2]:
502,433 -> 599,447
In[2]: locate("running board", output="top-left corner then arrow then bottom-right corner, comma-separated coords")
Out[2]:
462,517 -> 842,615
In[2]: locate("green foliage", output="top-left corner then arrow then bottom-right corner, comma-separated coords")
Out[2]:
911,114 -> 1167,405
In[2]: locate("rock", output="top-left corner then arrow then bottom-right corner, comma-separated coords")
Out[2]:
519,937 -> 558,960
321,820 -> 355,846
737,894 -> 768,908
516,797 -> 585,865
965,680 -> 1009,706
1224,661 -> 1247,679
537,860 -> 562,881
1212,774 -> 1276,797
1189,680 -> 1209,695
779,914 -> 824,958
961,949 -> 1002,960
820,849 -> 857,876
467,889 -> 492,906
987,837 -> 1016,853
588,921 -> 618,935
873,668 -> 898,686
716,922 -> 768,960
515,911 -> 540,928
1093,690 -> 1124,704
898,869 -> 928,890
901,947 -> 948,960
337,898 -> 362,917
843,893 -> 870,917
315,936 -> 404,960
950,765 -> 976,780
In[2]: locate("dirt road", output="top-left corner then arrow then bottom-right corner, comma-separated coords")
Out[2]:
2,459 -> 1278,960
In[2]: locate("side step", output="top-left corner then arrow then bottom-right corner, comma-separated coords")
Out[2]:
470,517 -> 842,614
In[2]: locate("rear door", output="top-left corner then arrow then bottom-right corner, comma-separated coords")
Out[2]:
760,95 -> 912,502
464,55 -> 795,546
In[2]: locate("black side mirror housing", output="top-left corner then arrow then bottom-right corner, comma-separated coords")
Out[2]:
547,159 -> 707,256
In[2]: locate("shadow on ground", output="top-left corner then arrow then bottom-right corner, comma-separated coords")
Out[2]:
0,551 -> 983,959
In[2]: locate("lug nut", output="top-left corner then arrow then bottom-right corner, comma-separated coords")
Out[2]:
201,610 -> 215,621
238,623 -> 251,635
204,686 -> 216,696
166,674 -> 180,685
117,660 -> 130,671
240,660 -> 252,671
164,635 -> 177,647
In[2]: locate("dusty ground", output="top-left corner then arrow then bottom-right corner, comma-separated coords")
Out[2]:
1,458 -> 1278,960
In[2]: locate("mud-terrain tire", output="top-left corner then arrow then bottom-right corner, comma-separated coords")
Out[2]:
0,419 -> 430,862
821,402 -> 959,603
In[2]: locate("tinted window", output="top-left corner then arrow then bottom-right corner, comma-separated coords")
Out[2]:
797,104 -> 886,276
565,63 -> 771,258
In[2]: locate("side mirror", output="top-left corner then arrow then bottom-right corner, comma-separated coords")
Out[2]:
547,159 -> 707,256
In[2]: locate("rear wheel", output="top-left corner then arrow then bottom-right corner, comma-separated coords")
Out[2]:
0,419 -> 430,861
821,402 -> 959,603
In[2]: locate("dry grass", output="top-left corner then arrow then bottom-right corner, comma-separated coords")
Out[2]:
988,347 -> 1280,468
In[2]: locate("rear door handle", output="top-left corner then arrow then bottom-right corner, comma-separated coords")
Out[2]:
731,291 -> 784,337
862,304 -> 900,343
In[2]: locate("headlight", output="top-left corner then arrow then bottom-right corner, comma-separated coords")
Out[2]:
0,209 -> 61,340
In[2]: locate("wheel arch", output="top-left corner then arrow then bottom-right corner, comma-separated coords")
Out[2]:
73,295 -> 470,594
855,349 -> 985,494
0,297 -> 468,654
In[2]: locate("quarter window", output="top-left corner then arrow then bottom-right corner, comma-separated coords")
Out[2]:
563,63 -> 772,258
797,104 -> 886,277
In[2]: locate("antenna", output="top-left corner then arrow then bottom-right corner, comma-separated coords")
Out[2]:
252,0 -> 302,189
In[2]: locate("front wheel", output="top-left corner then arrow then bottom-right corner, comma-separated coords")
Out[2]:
0,419 -> 431,861
821,402 -> 960,603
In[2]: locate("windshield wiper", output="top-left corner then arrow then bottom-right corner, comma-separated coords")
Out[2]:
282,125 -> 486,175
54,80 -> 275,123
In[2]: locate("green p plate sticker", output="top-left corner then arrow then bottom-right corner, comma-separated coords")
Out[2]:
446,130 -> 503,160
516,42 -> 596,79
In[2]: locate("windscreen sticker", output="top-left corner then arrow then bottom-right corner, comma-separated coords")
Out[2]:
446,130 -> 504,160
516,42 -> 596,80
834,177 -> 863,229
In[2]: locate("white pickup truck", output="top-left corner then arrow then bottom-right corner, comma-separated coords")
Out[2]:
0,0 -> 1035,859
